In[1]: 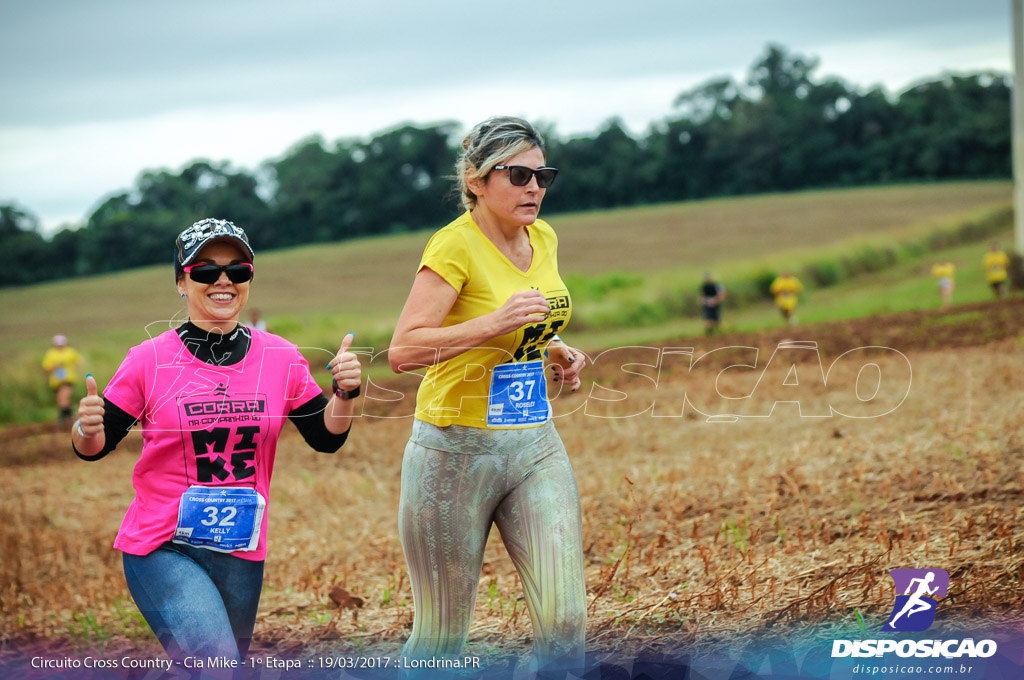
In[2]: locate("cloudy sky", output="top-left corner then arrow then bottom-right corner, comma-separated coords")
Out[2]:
0,0 -> 1014,231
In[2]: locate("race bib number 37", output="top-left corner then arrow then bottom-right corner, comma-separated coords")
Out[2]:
487,359 -> 551,427
173,486 -> 266,553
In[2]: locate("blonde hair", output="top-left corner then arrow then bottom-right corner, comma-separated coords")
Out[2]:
455,116 -> 547,210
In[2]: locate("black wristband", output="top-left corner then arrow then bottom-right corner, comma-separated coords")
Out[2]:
331,378 -> 360,400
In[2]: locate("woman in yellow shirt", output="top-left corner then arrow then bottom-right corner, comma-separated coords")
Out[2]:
41,334 -> 82,425
389,116 -> 587,676
982,243 -> 1009,299
770,271 -> 803,326
931,261 -> 955,308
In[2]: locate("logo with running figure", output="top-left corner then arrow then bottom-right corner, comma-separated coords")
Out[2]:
881,568 -> 949,632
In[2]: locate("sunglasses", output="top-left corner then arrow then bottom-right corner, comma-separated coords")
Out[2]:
492,165 -> 558,188
183,262 -> 254,284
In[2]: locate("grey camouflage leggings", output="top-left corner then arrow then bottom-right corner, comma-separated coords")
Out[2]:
398,419 -> 586,673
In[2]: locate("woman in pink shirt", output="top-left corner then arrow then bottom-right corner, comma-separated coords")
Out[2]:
71,218 -> 362,670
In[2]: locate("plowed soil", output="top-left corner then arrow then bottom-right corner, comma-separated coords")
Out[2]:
2,297 -> 1022,671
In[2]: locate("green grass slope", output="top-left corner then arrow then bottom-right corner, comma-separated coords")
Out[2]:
0,180 -> 1014,423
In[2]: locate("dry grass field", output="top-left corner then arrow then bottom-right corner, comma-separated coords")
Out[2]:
2,298 -> 1022,672
552,181 -> 1012,274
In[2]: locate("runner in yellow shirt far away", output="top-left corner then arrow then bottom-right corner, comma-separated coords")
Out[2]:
931,261 -> 955,309
41,334 -> 82,426
982,243 -> 1010,299
770,271 -> 803,326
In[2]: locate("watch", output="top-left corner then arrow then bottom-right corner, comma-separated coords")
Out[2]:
331,378 -> 360,400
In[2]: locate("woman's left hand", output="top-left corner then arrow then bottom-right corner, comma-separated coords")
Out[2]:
549,343 -> 587,392
328,333 -> 363,393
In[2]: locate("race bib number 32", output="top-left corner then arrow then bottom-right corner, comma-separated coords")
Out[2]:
487,359 -> 551,427
173,486 -> 266,553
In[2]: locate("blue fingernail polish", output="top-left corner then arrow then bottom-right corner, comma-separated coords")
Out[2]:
326,364 -> 331,369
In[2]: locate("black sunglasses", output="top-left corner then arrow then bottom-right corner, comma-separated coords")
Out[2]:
183,262 -> 254,284
492,165 -> 558,188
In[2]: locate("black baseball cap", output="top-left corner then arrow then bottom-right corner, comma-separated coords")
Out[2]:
174,218 -> 254,280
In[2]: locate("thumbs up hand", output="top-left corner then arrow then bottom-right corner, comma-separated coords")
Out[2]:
77,374 -> 105,438
327,333 -> 362,393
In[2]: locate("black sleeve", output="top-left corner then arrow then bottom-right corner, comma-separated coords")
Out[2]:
288,394 -> 350,453
73,398 -> 140,461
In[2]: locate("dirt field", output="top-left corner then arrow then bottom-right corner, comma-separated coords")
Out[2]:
1,298 -> 1022,671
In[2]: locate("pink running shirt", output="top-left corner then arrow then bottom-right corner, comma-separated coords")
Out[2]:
103,327 -> 323,561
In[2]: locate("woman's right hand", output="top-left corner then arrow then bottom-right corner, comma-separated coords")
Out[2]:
489,290 -> 550,336
389,272 -> 552,372
77,374 -> 105,437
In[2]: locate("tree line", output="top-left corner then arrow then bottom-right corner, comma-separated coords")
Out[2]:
0,45 -> 1012,287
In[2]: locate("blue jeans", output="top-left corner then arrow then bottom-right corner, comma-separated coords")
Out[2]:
123,542 -> 264,666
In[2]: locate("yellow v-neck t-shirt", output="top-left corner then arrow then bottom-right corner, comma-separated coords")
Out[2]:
412,211 -> 571,428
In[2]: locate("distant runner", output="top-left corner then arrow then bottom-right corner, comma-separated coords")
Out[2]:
245,307 -> 268,331
931,261 -> 955,309
42,333 -> 81,426
770,271 -> 803,326
982,243 -> 1009,299
699,272 -> 727,335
